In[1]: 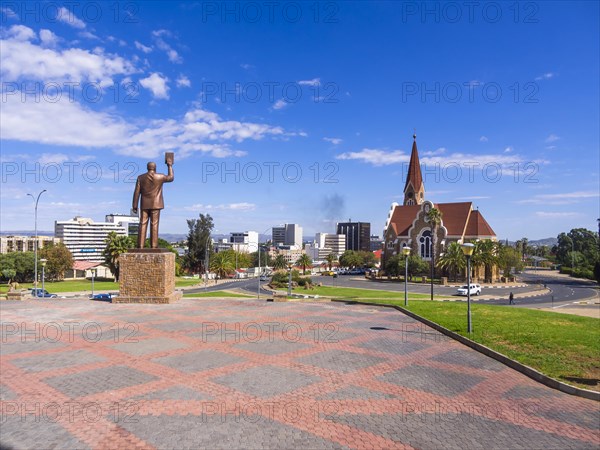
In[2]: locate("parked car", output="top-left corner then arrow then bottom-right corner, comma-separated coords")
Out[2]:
259,275 -> 270,281
30,288 -> 58,298
91,293 -> 112,300
456,284 -> 481,296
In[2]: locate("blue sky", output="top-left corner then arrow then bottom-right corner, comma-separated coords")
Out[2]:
1,1 -> 598,241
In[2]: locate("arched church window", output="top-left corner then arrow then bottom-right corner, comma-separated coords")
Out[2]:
419,230 -> 432,259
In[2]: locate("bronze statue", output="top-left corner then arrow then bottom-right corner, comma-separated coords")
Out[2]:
132,153 -> 174,248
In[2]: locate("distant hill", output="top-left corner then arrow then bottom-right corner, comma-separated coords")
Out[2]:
527,237 -> 558,247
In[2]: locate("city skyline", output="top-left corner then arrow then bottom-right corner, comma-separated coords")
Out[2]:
1,2 -> 598,240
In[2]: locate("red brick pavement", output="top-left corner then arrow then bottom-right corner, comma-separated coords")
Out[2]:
1,298 -> 598,449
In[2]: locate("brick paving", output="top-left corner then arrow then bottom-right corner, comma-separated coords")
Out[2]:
1,298 -> 599,450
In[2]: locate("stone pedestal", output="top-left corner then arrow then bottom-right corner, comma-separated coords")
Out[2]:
113,249 -> 181,304
4,291 -> 26,301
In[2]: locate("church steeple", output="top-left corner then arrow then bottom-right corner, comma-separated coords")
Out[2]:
403,133 -> 425,205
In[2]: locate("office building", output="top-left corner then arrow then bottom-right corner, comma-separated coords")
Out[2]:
229,231 -> 258,253
272,224 -> 303,247
105,213 -> 140,236
55,216 -> 127,262
0,235 -> 60,254
336,221 -> 371,252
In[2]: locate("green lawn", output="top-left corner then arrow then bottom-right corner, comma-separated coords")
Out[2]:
1,277 -> 200,294
293,285 -> 439,301
183,291 -> 254,298
350,298 -> 600,391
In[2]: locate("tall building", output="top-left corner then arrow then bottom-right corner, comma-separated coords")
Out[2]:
382,134 -> 497,280
229,231 -> 258,253
0,235 -> 60,254
305,233 -> 346,261
370,235 -> 383,252
272,224 -> 303,247
55,216 -> 127,262
336,221 -> 371,252
105,213 -> 140,236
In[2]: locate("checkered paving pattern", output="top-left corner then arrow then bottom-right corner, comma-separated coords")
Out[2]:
1,298 -> 599,449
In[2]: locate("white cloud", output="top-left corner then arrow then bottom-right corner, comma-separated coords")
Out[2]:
535,72 -> 555,81
535,211 -> 582,218
56,7 -> 86,29
323,137 -> 342,145
139,73 -> 170,99
78,31 -> 100,40
1,7 -> 18,19
273,99 -> 287,110
504,146 -> 513,153
176,74 -> 191,88
240,63 -> 254,70
336,149 -> 408,166
39,29 -> 59,47
37,153 -> 95,165
479,136 -> 488,142
545,134 -> 560,143
152,29 -> 182,63
134,41 -> 153,53
517,191 -> 599,205
456,196 -> 491,200
0,26 -> 136,85
298,78 -> 320,87
423,147 -> 446,156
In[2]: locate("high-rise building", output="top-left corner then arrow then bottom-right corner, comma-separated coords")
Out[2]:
370,235 -> 383,252
336,221 -> 371,252
55,216 -> 127,262
229,231 -> 258,253
272,224 -> 303,247
0,235 -> 60,254
105,213 -> 140,236
305,233 -> 346,261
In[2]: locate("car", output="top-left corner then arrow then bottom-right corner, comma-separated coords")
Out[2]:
30,288 -> 58,298
321,271 -> 336,276
259,275 -> 269,281
456,284 -> 481,296
91,293 -> 113,300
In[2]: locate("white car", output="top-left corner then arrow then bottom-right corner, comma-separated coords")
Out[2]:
457,284 -> 481,296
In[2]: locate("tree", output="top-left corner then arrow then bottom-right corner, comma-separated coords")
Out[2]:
39,243 -> 73,281
357,251 -> 377,268
339,250 -> 362,268
184,213 -> 214,274
0,252 -> 35,283
385,254 -> 428,280
498,246 -> 523,277
103,232 -> 134,281
296,254 -> 312,274
210,251 -> 235,279
427,207 -> 443,279
272,254 -> 287,270
325,253 -> 337,270
472,239 -> 498,283
251,249 -> 272,267
437,242 -> 466,281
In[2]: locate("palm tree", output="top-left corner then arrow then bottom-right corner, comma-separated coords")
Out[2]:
103,232 -> 134,281
473,239 -> 498,283
437,242 -> 466,282
272,254 -> 287,270
210,251 -> 235,279
427,207 -> 443,299
296,254 -> 312,275
325,253 -> 337,270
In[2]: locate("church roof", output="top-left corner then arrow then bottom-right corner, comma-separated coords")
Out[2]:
404,135 -> 423,192
387,202 -> 496,239
464,209 -> 496,237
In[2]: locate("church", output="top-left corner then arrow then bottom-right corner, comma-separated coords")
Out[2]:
382,134 -> 498,281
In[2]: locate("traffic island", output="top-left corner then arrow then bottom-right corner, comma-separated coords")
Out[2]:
113,249 -> 181,304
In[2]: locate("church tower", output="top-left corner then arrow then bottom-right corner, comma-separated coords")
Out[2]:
403,133 -> 425,205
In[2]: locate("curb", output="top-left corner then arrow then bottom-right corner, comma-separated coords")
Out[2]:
331,299 -> 600,402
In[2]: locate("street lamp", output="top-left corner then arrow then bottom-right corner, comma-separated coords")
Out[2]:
257,227 -> 272,300
91,268 -> 97,297
287,263 -> 293,296
402,246 -> 411,307
205,235 -> 212,289
461,242 -> 475,334
40,258 -> 47,296
27,190 -> 47,289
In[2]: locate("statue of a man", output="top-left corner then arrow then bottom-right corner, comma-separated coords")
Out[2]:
132,155 -> 174,248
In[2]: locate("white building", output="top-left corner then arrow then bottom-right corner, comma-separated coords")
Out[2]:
55,216 -> 127,262
105,213 -> 140,236
305,233 -> 346,261
272,224 -> 303,247
0,235 -> 60,254
229,231 -> 258,253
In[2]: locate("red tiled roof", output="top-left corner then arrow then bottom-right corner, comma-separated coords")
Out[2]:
72,261 -> 101,271
388,205 -> 421,236
404,138 -> 423,192
435,202 -> 473,236
464,210 -> 496,237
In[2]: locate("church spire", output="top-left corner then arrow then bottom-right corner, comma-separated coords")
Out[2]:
403,133 -> 425,205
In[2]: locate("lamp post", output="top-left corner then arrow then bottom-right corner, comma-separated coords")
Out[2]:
40,258 -> 47,296
91,268 -> 97,297
402,246 -> 411,307
461,243 -> 475,334
27,190 -> 47,289
205,235 -> 212,289
430,240 -> 434,301
287,263 -> 293,296
257,227 -> 272,300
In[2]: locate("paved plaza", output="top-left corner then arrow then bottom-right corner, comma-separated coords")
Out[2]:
1,298 -> 598,449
